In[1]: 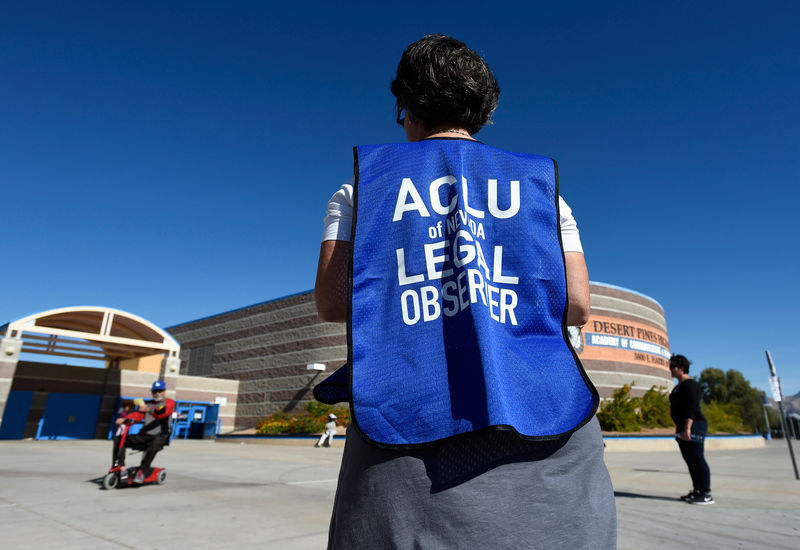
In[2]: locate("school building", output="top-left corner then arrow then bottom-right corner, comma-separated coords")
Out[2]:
0,281 -> 670,437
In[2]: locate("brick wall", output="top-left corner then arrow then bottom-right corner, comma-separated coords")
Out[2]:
168,291 -> 345,428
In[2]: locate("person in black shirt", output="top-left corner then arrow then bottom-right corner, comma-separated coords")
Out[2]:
669,354 -> 714,505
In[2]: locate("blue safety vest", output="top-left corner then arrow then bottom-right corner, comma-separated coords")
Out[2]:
315,139 -> 598,447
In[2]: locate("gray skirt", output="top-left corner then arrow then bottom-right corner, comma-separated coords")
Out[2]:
328,416 -> 616,549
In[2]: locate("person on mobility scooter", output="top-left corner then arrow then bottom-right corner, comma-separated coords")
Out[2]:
106,380 -> 175,488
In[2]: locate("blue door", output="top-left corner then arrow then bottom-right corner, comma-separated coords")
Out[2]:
0,390 -> 34,439
204,404 -> 220,438
173,405 -> 192,439
38,393 -> 102,440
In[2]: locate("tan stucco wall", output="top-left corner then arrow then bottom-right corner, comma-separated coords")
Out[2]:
117,354 -> 163,373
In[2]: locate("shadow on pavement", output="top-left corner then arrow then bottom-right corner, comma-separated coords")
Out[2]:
632,468 -> 683,474
614,491 -> 681,502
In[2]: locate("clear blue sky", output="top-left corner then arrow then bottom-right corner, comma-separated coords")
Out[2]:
2,1 -> 798,395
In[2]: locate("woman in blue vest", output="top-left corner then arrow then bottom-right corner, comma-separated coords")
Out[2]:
315,34 -> 616,549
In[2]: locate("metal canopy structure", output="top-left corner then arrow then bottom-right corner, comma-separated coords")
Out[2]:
0,306 -> 180,362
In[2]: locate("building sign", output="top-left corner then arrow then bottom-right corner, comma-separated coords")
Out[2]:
575,315 -> 671,369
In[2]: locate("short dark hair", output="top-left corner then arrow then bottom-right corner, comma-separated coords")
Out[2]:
670,354 -> 691,374
390,34 -> 500,135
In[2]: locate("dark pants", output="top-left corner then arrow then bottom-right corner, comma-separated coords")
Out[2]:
114,433 -> 168,471
676,424 -> 711,493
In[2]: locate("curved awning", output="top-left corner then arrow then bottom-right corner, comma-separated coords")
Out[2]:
1,306 -> 180,362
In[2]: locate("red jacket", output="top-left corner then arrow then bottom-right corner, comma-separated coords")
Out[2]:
132,398 -> 176,436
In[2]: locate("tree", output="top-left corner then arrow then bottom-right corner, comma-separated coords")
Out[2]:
766,406 -> 782,432
698,368 -> 727,403
697,367 -> 765,433
726,371 -> 765,432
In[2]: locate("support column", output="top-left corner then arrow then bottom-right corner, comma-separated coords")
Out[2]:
163,355 -> 181,401
0,337 -> 22,426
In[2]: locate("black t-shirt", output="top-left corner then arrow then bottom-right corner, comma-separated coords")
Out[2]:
669,379 -> 706,430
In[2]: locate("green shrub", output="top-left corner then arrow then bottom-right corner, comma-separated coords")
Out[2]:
305,401 -> 332,417
638,386 -> 672,428
255,412 -> 294,435
255,412 -> 325,435
698,368 -> 765,433
702,401 -> 745,434
598,383 -> 749,434
597,384 -> 641,432
254,402 -> 351,435
305,401 -> 350,427
290,415 -> 326,435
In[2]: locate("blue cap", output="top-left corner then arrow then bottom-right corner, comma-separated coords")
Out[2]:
151,380 -> 166,392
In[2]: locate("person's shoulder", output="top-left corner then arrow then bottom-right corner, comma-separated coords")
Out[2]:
340,177 -> 353,196
681,379 -> 700,391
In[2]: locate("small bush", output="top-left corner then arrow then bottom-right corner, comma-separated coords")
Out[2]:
291,415 -> 326,435
254,402 -> 351,435
305,401 -> 332,417
305,401 -> 350,427
255,412 -> 325,435
638,386 -> 672,428
597,384 -> 641,432
702,401 -> 745,434
255,412 -> 294,435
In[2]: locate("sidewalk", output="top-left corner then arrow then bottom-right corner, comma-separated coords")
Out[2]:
609,441 -> 799,549
0,438 -> 797,549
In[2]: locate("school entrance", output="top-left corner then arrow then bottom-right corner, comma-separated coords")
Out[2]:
0,306 -> 183,439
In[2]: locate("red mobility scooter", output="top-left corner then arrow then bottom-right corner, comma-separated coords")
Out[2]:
103,418 -> 167,490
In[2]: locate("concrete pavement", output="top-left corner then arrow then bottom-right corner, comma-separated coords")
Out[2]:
0,438 -> 797,549
607,441 -> 799,549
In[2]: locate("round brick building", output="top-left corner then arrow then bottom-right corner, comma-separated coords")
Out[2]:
576,282 -> 672,398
